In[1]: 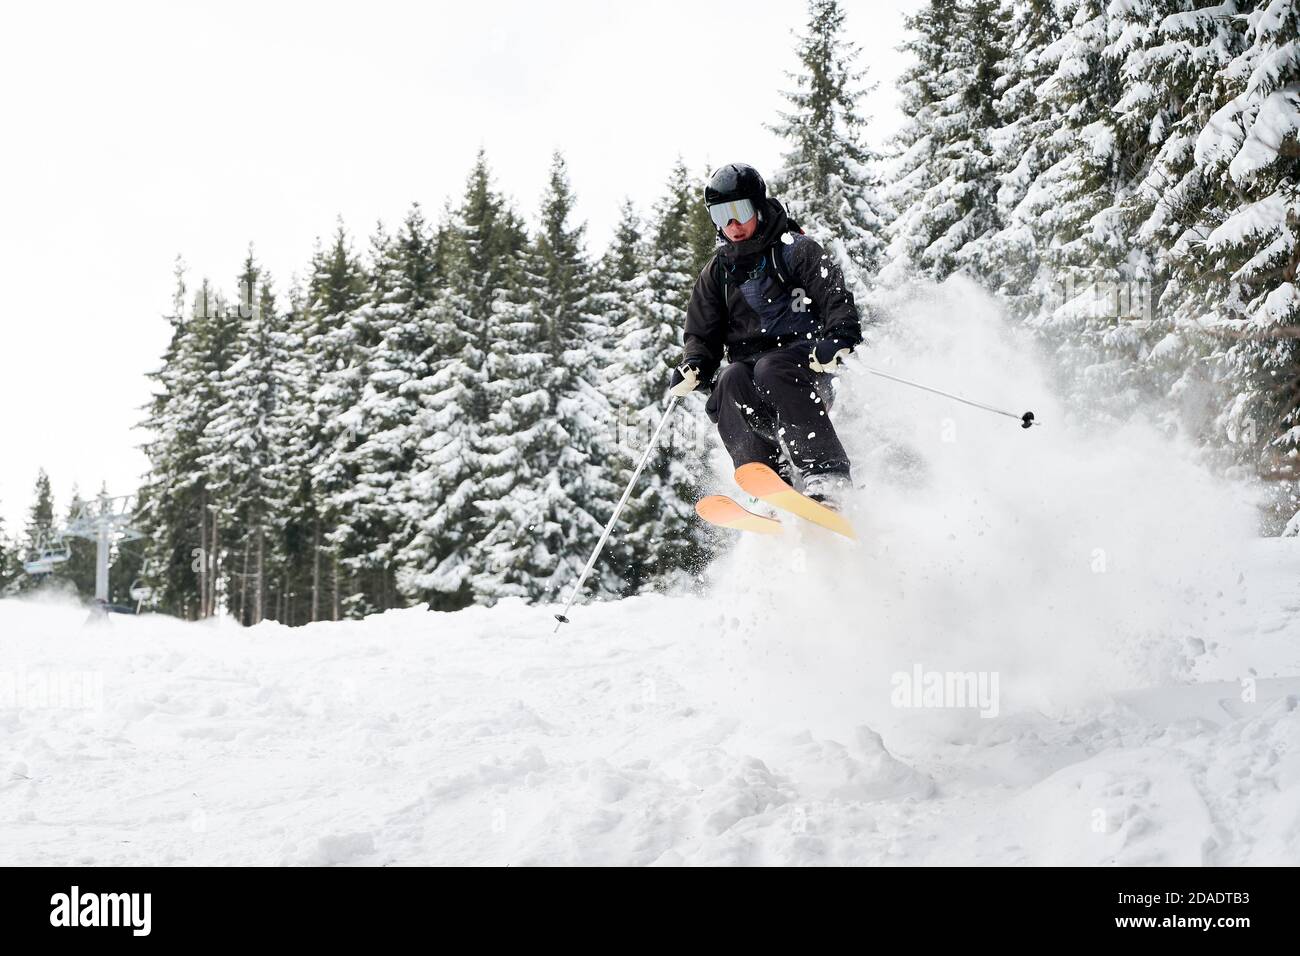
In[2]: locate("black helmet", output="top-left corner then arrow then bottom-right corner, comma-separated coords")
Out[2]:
704,163 -> 766,206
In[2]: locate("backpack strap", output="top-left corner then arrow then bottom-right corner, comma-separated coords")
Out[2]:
711,254 -> 727,290
712,230 -> 808,313
767,243 -> 792,294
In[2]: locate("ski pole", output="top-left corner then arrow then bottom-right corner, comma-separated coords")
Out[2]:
860,365 -> 1039,428
553,395 -> 680,632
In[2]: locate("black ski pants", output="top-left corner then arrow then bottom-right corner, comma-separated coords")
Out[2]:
705,342 -> 851,479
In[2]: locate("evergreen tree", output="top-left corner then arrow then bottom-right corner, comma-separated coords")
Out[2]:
467,199 -> 549,602
964,0 -> 1065,314
1027,0 -> 1170,418
138,259 -> 198,616
345,205 -> 440,612
295,227 -> 371,624
882,0 -> 963,283
400,152 -> 526,607
1101,0 -> 1246,438
0,509 -> 12,595
686,165 -> 723,276
471,152 -> 616,603
533,153 -> 618,597
455,150 -> 530,423
884,0 -> 1010,282
889,0 -> 1295,479
15,469 -> 56,592
393,272 -> 479,609
304,224 -> 373,618
24,470 -> 55,545
975,1 -> 1244,433
1191,0 -> 1300,478
592,200 -> 650,591
138,269 -> 240,618
612,160 -> 713,591
771,0 -> 887,296
200,251 -> 297,623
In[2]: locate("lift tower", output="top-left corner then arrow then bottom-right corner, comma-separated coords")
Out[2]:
61,492 -> 144,604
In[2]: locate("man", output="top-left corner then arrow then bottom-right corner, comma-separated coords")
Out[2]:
669,162 -> 863,506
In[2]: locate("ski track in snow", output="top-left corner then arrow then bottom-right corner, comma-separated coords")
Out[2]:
0,540 -> 1296,867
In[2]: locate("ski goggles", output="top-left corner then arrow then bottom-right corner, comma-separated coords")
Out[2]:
707,198 -> 757,229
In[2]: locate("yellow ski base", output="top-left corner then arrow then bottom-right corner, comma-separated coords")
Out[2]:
695,495 -> 784,535
734,463 -> 857,540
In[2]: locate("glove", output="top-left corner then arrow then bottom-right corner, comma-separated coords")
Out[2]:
809,338 -> 854,373
669,361 -> 704,397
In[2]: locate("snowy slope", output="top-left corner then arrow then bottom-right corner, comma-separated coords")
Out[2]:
2,280 -> 1296,866
0,541 -> 1296,868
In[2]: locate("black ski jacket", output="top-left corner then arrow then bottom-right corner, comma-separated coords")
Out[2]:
683,198 -> 863,379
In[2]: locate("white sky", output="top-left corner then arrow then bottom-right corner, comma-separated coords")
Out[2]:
0,0 -> 920,533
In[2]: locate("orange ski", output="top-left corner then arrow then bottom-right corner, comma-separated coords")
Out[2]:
733,463 -> 856,540
695,495 -> 783,535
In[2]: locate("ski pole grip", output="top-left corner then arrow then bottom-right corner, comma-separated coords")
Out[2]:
1021,411 -> 1035,429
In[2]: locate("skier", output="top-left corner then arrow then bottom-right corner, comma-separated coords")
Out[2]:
669,162 -> 863,507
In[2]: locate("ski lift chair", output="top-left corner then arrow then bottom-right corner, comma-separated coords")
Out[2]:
23,533 -> 71,576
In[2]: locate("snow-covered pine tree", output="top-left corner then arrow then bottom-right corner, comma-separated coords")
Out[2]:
536,154 -> 622,598
399,153 -> 526,607
1041,0 -> 1158,417
452,150 -> 528,426
0,509 -> 12,595
770,0 -> 887,297
393,231 -> 480,610
199,252 -> 296,624
137,260 -> 196,615
191,279 -> 242,617
342,205 -> 441,613
883,0 -> 947,282
273,276 -> 315,622
471,152 -> 619,604
1190,0 -> 1300,490
138,269 -> 239,618
1107,1 -> 1248,440
0,516 -> 24,596
15,469 -> 55,593
305,224 -> 374,618
468,201 -> 553,603
285,225 -> 368,621
594,200 -> 654,591
1007,2 -> 1255,431
963,0 -> 1065,310
930,0 -> 1009,280
883,0 -> 982,283
23,470 -> 54,545
612,160 -> 712,591
1001,0 -> 1143,420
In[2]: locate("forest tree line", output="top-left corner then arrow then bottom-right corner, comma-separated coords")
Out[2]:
3,0 -> 1296,616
